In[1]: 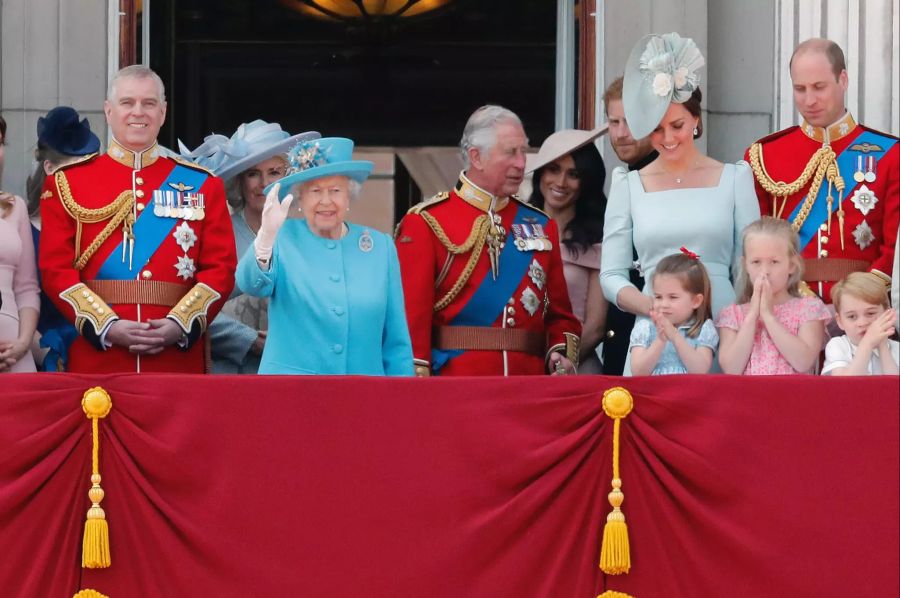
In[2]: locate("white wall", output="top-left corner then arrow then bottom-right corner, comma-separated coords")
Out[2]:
775,0 -> 900,135
0,0 -> 109,198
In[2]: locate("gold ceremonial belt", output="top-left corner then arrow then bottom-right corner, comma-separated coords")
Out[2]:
86,280 -> 190,306
802,258 -> 869,282
434,326 -> 545,356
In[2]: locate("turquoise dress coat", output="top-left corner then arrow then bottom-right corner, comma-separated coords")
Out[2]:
600,161 -> 760,374
236,219 -> 414,376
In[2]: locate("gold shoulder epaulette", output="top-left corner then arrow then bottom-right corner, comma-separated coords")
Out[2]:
55,152 -> 98,171
512,195 -> 549,218
408,191 -> 450,215
172,155 -> 215,176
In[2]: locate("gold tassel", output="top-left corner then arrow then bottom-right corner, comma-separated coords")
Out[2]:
600,387 -> 634,576
832,166 -> 846,251
73,590 -> 110,598
81,387 -> 113,569
597,592 -> 635,598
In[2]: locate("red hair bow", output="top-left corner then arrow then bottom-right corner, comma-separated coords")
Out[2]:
680,246 -> 700,260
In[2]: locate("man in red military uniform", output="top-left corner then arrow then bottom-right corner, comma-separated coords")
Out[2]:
746,38 -> 898,302
39,65 -> 236,373
395,105 -> 581,376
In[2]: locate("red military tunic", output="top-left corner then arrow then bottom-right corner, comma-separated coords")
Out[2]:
746,112 -> 898,301
39,139 -> 236,373
395,173 -> 581,376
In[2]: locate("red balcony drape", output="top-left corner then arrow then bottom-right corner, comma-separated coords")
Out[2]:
0,374 -> 897,597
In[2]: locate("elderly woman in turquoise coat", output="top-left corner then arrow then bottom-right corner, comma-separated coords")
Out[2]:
235,137 -> 414,375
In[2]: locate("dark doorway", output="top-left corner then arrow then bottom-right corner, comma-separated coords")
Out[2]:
148,0 -> 558,151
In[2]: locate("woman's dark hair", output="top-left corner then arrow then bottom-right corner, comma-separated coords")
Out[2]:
0,113 -> 7,140
528,141 -> 607,258
682,87 -> 703,139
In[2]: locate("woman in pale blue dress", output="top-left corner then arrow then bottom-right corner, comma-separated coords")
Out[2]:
600,33 -> 760,374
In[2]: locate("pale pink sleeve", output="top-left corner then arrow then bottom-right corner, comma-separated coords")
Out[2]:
568,243 -> 602,270
715,303 -> 742,330
799,297 -> 831,322
11,196 -> 41,313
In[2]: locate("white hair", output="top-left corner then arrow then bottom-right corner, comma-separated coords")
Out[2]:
107,65 -> 166,103
459,105 -> 523,169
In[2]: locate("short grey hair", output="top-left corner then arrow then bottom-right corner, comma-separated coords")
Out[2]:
107,65 -> 166,103
459,105 -> 523,169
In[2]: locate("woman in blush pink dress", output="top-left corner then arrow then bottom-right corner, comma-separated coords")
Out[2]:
0,116 -> 41,372
528,128 -> 609,373
0,194 -> 41,372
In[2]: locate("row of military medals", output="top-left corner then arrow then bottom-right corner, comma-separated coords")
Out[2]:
486,220 -> 554,280
849,155 -> 878,250
152,190 -> 206,221
511,223 -> 552,252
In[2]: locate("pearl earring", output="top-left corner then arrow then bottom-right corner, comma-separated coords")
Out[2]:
693,127 -> 699,136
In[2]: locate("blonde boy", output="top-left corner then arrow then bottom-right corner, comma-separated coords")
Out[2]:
822,273 -> 899,376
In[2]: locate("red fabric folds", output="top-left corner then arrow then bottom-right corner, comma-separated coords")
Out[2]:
0,374 -> 897,597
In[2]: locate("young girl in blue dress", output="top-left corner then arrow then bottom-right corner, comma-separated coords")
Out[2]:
629,249 -> 718,375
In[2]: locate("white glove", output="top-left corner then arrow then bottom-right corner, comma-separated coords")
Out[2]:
254,183 -> 294,263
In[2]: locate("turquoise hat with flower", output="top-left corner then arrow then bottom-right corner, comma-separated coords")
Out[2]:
622,32 -> 705,140
178,120 -> 320,181
264,137 -> 374,199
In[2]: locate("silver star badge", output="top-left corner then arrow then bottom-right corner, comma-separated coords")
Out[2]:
850,185 -> 878,215
520,287 -> 540,316
839,122 -> 849,136
173,221 -> 198,252
852,221 -> 875,250
175,255 -> 197,280
528,259 -> 546,290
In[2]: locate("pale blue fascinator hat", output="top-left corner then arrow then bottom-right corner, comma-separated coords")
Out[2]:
622,32 -> 705,140
178,120 -> 320,181
264,137 -> 374,200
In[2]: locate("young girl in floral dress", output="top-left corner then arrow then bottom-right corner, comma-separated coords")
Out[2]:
717,217 -> 830,375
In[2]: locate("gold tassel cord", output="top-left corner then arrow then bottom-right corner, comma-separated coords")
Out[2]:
81,387 -> 113,569
599,387 -> 634,576
748,142 -> 844,235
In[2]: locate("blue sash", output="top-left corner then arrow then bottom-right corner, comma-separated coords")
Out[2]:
97,165 -> 208,279
789,130 -> 897,249
432,204 -> 542,372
